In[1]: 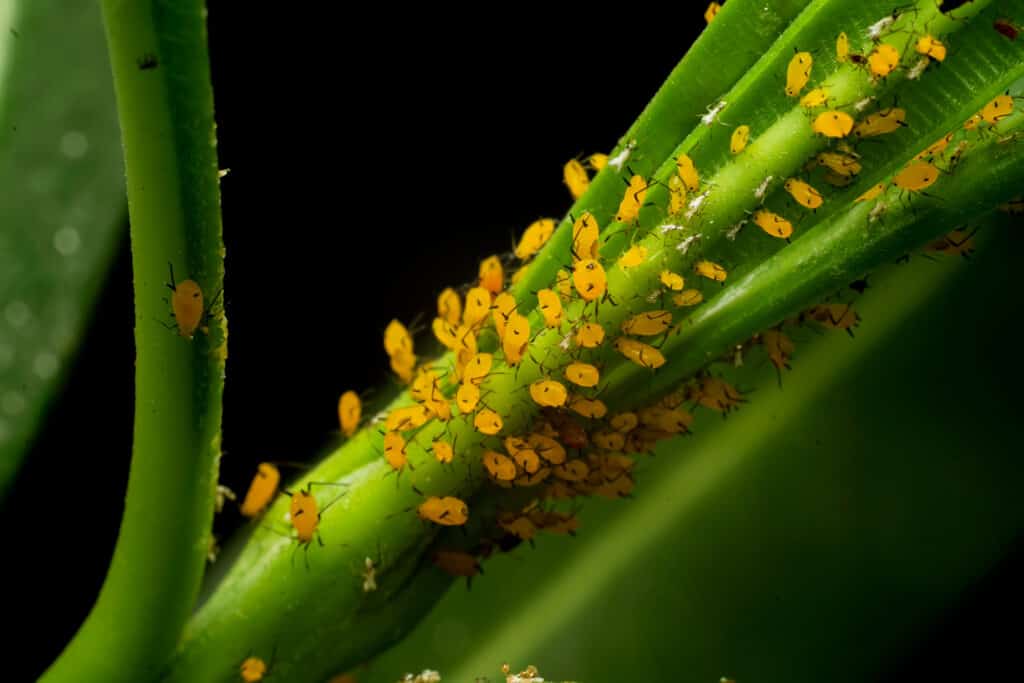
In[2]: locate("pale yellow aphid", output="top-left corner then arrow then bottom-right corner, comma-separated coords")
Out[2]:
502,312 -> 530,365
483,450 -> 517,481
816,151 -> 862,177
615,175 -> 648,223
564,362 -> 600,388
893,160 -> 940,192
836,31 -> 849,63
386,403 -> 432,431
383,431 -> 409,471
463,287 -> 491,329
537,288 -> 564,328
456,382 -> 480,413
530,379 -> 568,407
852,107 -> 906,138
659,270 -> 685,291
916,35 -> 946,61
610,412 -> 639,433
515,218 -> 556,261
672,289 -> 703,307
753,209 -> 793,239
667,174 -> 687,215
694,260 -> 727,282
437,287 -> 461,325
573,259 -> 607,301
621,310 -> 673,336
571,211 -> 600,262
855,182 -> 887,202
730,125 -> 750,154
964,113 -> 983,130
618,245 -> 648,269
474,408 -> 503,436
568,395 -> 608,419
676,153 -> 700,192
575,322 -> 606,348
783,178 -> 824,209
812,111 -> 854,138
338,390 -> 360,437
384,319 -> 413,357
491,291 -> 517,339
462,353 -> 492,386
800,88 -> 829,108
614,337 -> 666,369
914,132 -> 954,160
563,158 -> 589,199
479,255 -> 504,295
587,153 -> 608,171
432,440 -> 454,464
785,51 -> 813,97
868,43 -> 899,77
981,93 -> 1014,125
704,1 -> 721,23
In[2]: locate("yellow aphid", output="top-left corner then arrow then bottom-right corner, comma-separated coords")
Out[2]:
338,390 -> 361,438
563,158 -> 589,199
893,160 -> 940,192
667,174 -> 687,215
554,460 -> 590,482
432,318 -> 458,350
800,88 -> 829,108
418,496 -> 469,526
730,125 -> 750,154
527,433 -> 566,465
855,183 -> 887,202
868,43 -> 899,77
456,382 -> 480,413
614,337 -> 667,369
593,431 -> 626,451
462,353 -> 492,386
473,408 -> 503,435
588,153 -> 608,171
981,94 -> 1014,125
964,113 -> 983,130
812,111 -> 854,138
575,322 -> 606,348
437,287 -> 461,325
515,219 -> 556,260
491,291 -> 517,339
571,212 -> 600,262
239,463 -> 280,518
433,440 -> 454,464
556,268 -> 573,300
676,153 -> 700,192
704,1 -> 721,23
916,35 -> 946,61
483,450 -> 517,481
478,255 -> 504,295
621,310 -> 673,336
785,51 -> 813,97
783,178 -> 823,210
673,289 -> 704,307
852,107 -> 906,138
660,270 -> 685,291
618,245 -> 648,269
383,431 -> 409,471
530,379 -> 569,407
761,329 -> 795,372
511,264 -> 529,285
537,288 -> 564,328
836,31 -> 849,62
167,270 -> 206,340
502,312 -> 530,365
386,404 -> 432,431
573,259 -> 607,301
816,151 -> 862,177
463,287 -> 491,329
453,324 -> 477,356
428,398 -> 451,422
513,447 -> 542,475
753,209 -> 794,238
615,175 -> 648,223
389,350 -> 416,384
240,657 -> 268,683
915,132 -> 954,160
564,362 -> 600,388
610,412 -> 639,433
410,369 -> 440,403
383,319 -> 413,357
568,395 -> 608,419
694,260 -> 728,282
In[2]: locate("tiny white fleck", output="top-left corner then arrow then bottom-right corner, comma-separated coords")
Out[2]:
607,139 -> 636,172
645,290 -> 661,304
676,233 -> 703,255
559,334 -> 572,351
867,15 -> 895,40
33,352 -> 59,380
869,200 -> 888,223
60,131 -> 89,159
907,57 -> 929,81
659,223 -> 685,234
2,391 -> 26,416
853,96 -> 876,113
685,190 -> 711,220
754,175 -> 774,200
701,100 -> 728,126
5,301 -> 31,328
53,226 -> 81,256
726,220 -> 748,241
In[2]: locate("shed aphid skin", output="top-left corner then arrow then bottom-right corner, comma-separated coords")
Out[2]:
587,153 -> 608,171
564,361 -> 601,387
165,263 -> 207,339
474,408 -> 504,435
783,178 -> 823,210
607,139 -> 636,171
836,31 -> 850,62
529,379 -> 569,408
812,111 -> 855,138
785,51 -> 813,97
800,88 -> 829,109
239,656 -> 268,682
676,153 -> 700,192
701,100 -> 727,126
417,495 -> 469,526
572,259 -> 608,302
730,125 -> 750,154
695,260 -> 728,282
916,34 -> 947,61
852,107 -> 907,138
575,322 -> 606,348
615,174 -> 648,223
479,255 -> 504,295
659,270 -> 685,291
563,158 -> 589,199
338,390 -> 361,438
867,43 -> 900,78
515,219 -> 556,261
618,244 -> 648,269
240,463 -> 281,518
704,1 -> 721,23
753,209 -> 794,238
893,160 -> 940,192
622,310 -> 673,336
614,337 -> 667,369
536,288 -> 564,328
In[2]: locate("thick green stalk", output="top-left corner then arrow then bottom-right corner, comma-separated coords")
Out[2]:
42,1 -> 224,681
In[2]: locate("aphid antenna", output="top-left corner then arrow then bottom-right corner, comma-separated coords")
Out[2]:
165,261 -> 178,291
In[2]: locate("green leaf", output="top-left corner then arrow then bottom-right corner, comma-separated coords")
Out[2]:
0,0 -> 125,495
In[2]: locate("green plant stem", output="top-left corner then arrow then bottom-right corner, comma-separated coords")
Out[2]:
41,1 -> 224,681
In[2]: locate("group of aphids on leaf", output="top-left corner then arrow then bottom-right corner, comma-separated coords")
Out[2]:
158,4 -> 1022,680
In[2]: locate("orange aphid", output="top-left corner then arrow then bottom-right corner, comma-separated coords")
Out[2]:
167,272 -> 205,339
240,657 -> 268,683
981,93 -> 1014,125
530,379 -> 569,407
537,289 -> 564,328
554,460 -> 590,482
855,183 -> 887,202
384,319 -> 413,357
761,328 -> 795,372
515,218 -> 556,260
676,153 -> 700,191
805,303 -> 860,334
621,310 -> 672,336
672,289 -> 703,307
491,291 -> 517,339
240,463 -> 280,518
573,259 -> 607,301
893,160 -> 940,192
432,440 -> 454,464
483,450 -> 517,481
753,209 -> 794,238
385,404 -> 432,431
338,390 -> 361,437
868,43 -> 900,77
852,108 -> 907,138
383,431 -> 410,471
564,158 -> 589,199
592,431 -> 626,451
568,395 -> 608,419
691,376 -> 744,413
463,287 -> 492,329
288,489 -> 321,545
638,405 -> 693,433
433,550 -> 482,584
785,51 -> 813,97
474,408 -> 504,435
694,260 -> 727,282
613,338 -> 666,369
575,322 -> 606,348
618,245 -> 648,269
564,362 -> 600,388
502,312 -> 530,364
610,412 -> 639,433
812,111 -> 855,138
783,178 -> 823,209
456,382 -> 481,413
659,270 -> 685,291
437,287 -> 461,325
571,212 -> 600,262
462,353 -> 492,386
615,175 -> 648,223
418,496 -> 469,526
528,432 -> 567,464
479,255 -> 504,294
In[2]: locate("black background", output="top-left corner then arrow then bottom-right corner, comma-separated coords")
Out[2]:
3,6 -> 1022,681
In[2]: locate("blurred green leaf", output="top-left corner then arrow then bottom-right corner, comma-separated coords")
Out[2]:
0,0 -> 125,495
361,228 -> 1024,683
